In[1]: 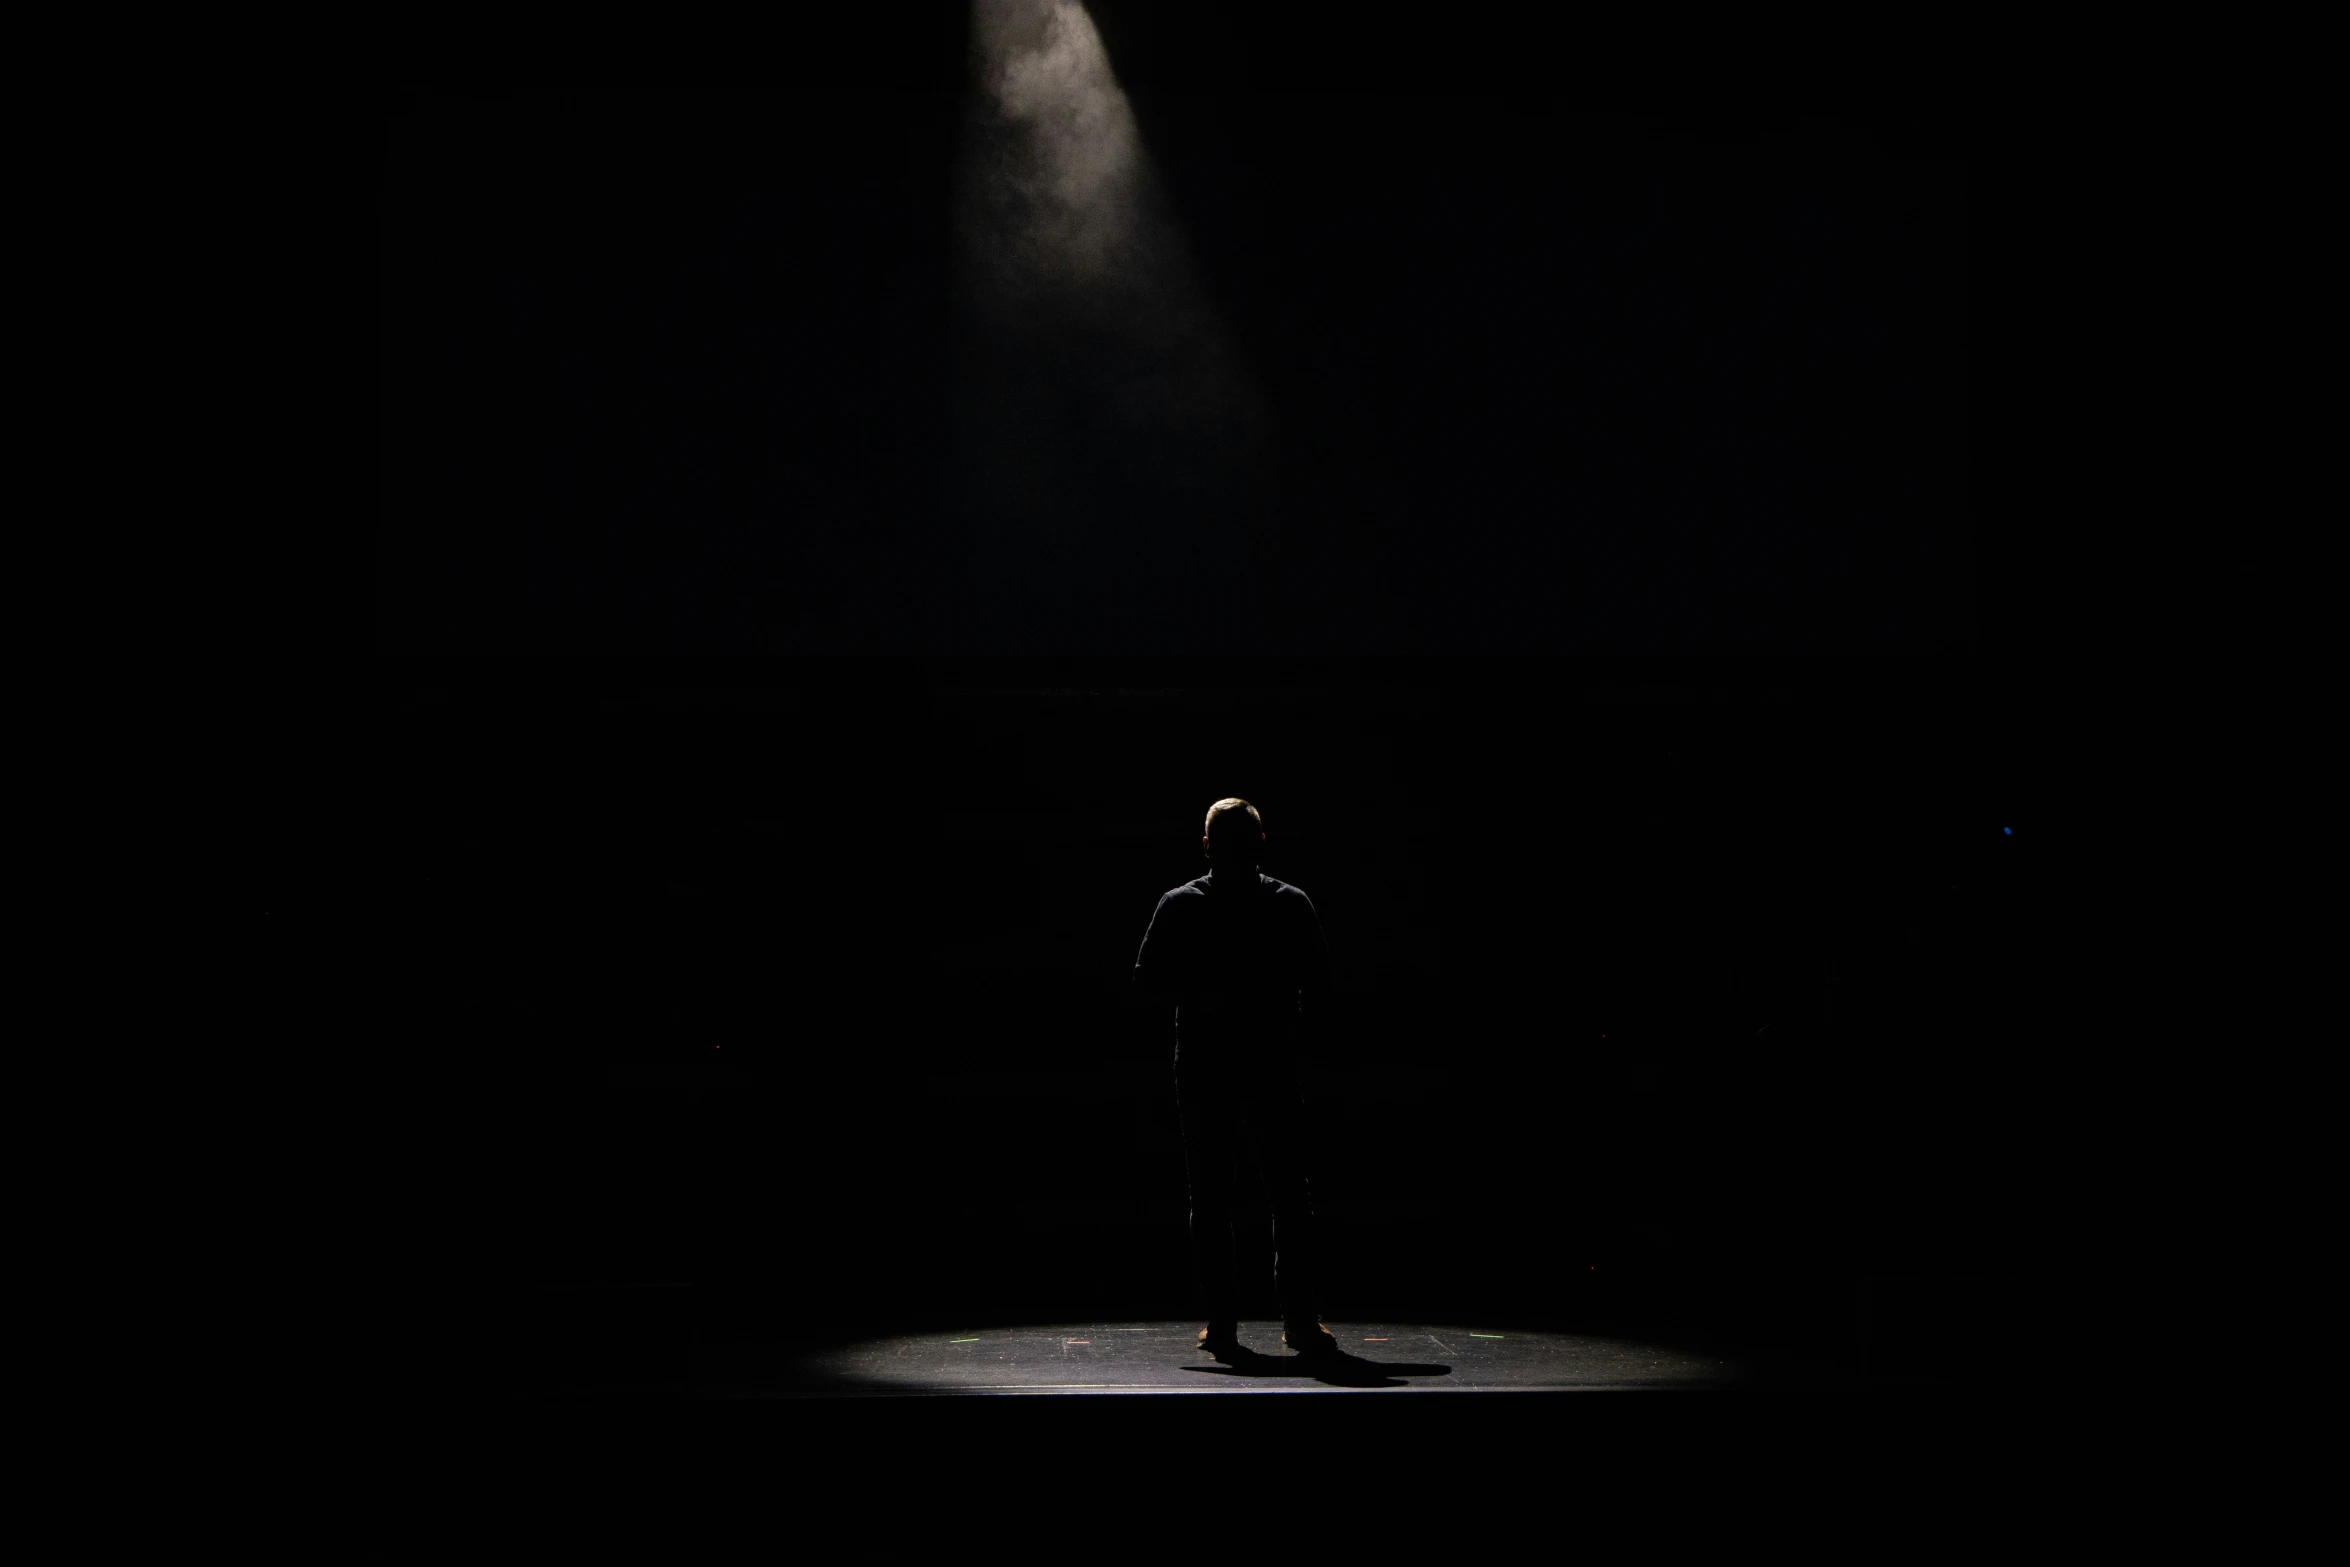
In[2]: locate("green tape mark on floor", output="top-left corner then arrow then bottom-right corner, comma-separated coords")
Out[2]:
1468,1333 -> 1504,1338
950,1338 -> 980,1343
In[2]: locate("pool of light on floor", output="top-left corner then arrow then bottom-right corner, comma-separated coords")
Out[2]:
772,1321 -> 1751,1394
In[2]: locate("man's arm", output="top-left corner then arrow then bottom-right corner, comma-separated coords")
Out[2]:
1295,893 -> 1333,1047
1133,892 -> 1189,1008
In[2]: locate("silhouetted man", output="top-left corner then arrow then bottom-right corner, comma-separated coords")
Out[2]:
1133,798 -> 1337,1361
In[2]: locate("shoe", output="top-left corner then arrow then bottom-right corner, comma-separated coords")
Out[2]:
1283,1321 -> 1339,1359
1197,1322 -> 1242,1360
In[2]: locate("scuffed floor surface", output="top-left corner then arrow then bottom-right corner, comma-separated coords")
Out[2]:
627,1322 -> 1777,1400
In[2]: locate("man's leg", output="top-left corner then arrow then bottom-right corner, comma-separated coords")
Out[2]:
1252,1075 -> 1331,1349
1175,1062 -> 1244,1337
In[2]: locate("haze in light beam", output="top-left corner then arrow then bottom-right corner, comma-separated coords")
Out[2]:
951,0 -> 1281,649
964,0 -> 1151,294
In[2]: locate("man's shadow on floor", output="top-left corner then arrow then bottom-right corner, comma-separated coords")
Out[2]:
1182,1347 -> 1451,1389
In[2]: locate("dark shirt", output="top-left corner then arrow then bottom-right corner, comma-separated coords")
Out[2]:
1133,869 -> 1332,1064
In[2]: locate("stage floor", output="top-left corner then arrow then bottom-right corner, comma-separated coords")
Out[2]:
535,1318 -> 1890,1402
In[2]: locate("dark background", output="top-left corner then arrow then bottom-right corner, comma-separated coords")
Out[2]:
372,13 -> 2065,1394
373,669 -> 2062,1387
379,20 -> 1972,659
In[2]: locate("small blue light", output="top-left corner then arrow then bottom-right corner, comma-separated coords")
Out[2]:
2003,826 -> 2012,835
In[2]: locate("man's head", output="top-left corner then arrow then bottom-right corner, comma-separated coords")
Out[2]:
1203,797 -> 1264,875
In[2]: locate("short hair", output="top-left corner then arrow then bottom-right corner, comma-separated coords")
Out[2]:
1204,798 -> 1263,844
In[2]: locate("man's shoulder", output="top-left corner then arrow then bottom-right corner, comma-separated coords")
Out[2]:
1164,876 -> 1212,900
1268,876 -> 1313,904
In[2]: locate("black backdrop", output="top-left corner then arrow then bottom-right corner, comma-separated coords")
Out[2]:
371,664 -> 2060,1381
380,23 -> 1971,659
375,19 -> 2030,1385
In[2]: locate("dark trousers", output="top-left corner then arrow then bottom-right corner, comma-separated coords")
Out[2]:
1174,1048 -> 1321,1327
